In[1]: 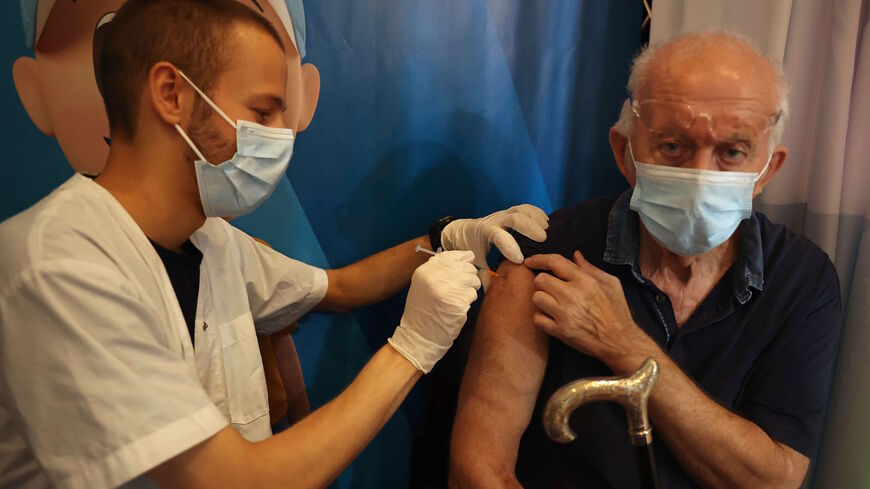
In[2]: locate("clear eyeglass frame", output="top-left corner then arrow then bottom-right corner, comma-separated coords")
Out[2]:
630,99 -> 781,169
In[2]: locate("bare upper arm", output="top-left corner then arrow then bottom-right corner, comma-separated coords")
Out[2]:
450,260 -> 549,486
147,426 -> 252,489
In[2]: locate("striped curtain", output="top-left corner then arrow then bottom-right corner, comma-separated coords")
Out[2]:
650,1 -> 870,487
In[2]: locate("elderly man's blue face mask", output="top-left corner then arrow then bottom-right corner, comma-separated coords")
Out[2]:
627,141 -> 771,256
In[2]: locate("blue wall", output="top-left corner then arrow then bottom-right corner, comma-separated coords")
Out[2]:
0,1 -> 641,487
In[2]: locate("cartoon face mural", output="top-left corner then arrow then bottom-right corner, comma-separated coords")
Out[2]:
13,0 -> 320,175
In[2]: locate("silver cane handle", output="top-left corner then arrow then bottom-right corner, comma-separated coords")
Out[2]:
543,357 -> 659,446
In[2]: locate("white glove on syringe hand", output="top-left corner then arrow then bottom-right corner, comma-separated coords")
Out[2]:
440,204 -> 549,289
388,250 -> 481,374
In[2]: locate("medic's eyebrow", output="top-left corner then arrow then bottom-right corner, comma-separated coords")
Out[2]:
250,0 -> 264,13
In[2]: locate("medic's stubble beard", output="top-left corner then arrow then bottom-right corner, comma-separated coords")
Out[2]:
183,97 -> 237,211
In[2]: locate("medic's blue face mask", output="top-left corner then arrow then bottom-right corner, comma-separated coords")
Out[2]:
173,70 -> 295,218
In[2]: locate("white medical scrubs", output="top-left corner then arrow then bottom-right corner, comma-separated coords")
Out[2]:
0,175 -> 327,489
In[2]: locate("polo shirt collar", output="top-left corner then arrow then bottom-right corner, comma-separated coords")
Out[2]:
602,189 -> 764,303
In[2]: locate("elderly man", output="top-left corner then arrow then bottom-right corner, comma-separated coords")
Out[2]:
450,32 -> 841,489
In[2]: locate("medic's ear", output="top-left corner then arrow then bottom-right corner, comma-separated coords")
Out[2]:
147,62 -> 189,127
12,56 -> 54,136
295,63 -> 320,133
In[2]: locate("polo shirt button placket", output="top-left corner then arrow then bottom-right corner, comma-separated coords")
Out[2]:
651,292 -> 676,347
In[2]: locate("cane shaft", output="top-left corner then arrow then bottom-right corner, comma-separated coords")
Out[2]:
634,443 -> 660,489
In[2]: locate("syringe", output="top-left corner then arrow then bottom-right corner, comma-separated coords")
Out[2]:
414,244 -> 499,278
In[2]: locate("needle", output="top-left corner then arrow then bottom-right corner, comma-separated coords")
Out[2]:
414,244 -> 499,278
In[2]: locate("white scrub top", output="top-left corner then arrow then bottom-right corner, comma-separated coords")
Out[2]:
0,175 -> 328,489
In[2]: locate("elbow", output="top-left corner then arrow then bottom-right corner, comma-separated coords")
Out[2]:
448,453 -> 481,489
766,464 -> 808,489
447,462 -> 487,489
448,468 -> 519,489
318,269 -> 356,313
448,447 -> 518,489
766,447 -> 809,489
739,450 -> 808,489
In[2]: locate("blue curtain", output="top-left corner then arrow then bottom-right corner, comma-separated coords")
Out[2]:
0,1 -> 642,487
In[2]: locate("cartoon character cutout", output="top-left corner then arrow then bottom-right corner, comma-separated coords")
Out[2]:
13,0 -> 320,176
13,0 -> 322,426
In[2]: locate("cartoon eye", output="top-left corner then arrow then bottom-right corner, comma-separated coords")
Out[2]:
93,12 -> 117,99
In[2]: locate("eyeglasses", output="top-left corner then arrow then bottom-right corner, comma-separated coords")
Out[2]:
632,99 -> 781,144
631,99 -> 781,168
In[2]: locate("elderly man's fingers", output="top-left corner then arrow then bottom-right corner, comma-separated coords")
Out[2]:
531,290 -> 562,320
524,253 -> 580,281
532,311 -> 558,334
533,271 -> 570,301
571,250 -> 613,283
574,250 -> 611,280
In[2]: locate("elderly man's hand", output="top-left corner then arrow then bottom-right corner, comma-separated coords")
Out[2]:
525,251 -> 652,373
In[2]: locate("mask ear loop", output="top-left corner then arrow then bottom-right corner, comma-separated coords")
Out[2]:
754,151 -> 774,183
176,70 -> 237,130
174,124 -> 207,162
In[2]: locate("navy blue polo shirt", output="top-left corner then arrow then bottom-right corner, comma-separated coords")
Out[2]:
151,239 -> 202,346
513,191 -> 842,489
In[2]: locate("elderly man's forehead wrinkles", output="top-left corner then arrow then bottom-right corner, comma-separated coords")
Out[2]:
642,40 -> 780,112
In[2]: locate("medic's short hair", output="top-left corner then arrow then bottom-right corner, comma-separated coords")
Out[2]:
98,0 -> 284,139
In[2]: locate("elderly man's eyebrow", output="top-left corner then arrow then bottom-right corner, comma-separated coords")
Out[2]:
249,0 -> 264,13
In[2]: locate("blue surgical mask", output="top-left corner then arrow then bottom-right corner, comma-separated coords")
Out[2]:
627,142 -> 770,256
174,70 -> 294,218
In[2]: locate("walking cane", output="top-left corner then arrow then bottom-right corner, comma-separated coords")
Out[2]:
543,358 -> 660,489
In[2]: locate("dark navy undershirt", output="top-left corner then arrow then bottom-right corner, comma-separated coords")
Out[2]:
151,239 -> 202,346
511,191 -> 842,489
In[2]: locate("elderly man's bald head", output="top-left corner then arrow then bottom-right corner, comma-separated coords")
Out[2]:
615,31 -> 789,147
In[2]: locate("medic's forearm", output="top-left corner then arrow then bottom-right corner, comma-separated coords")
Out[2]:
254,345 -> 421,486
148,345 -> 421,489
605,342 -> 808,489
317,236 -> 431,312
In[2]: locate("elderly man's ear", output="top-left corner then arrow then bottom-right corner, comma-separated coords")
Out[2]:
754,147 -> 787,197
295,63 -> 320,133
609,128 -> 635,187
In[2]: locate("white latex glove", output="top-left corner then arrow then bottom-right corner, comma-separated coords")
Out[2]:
440,204 -> 549,289
388,250 -> 481,373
